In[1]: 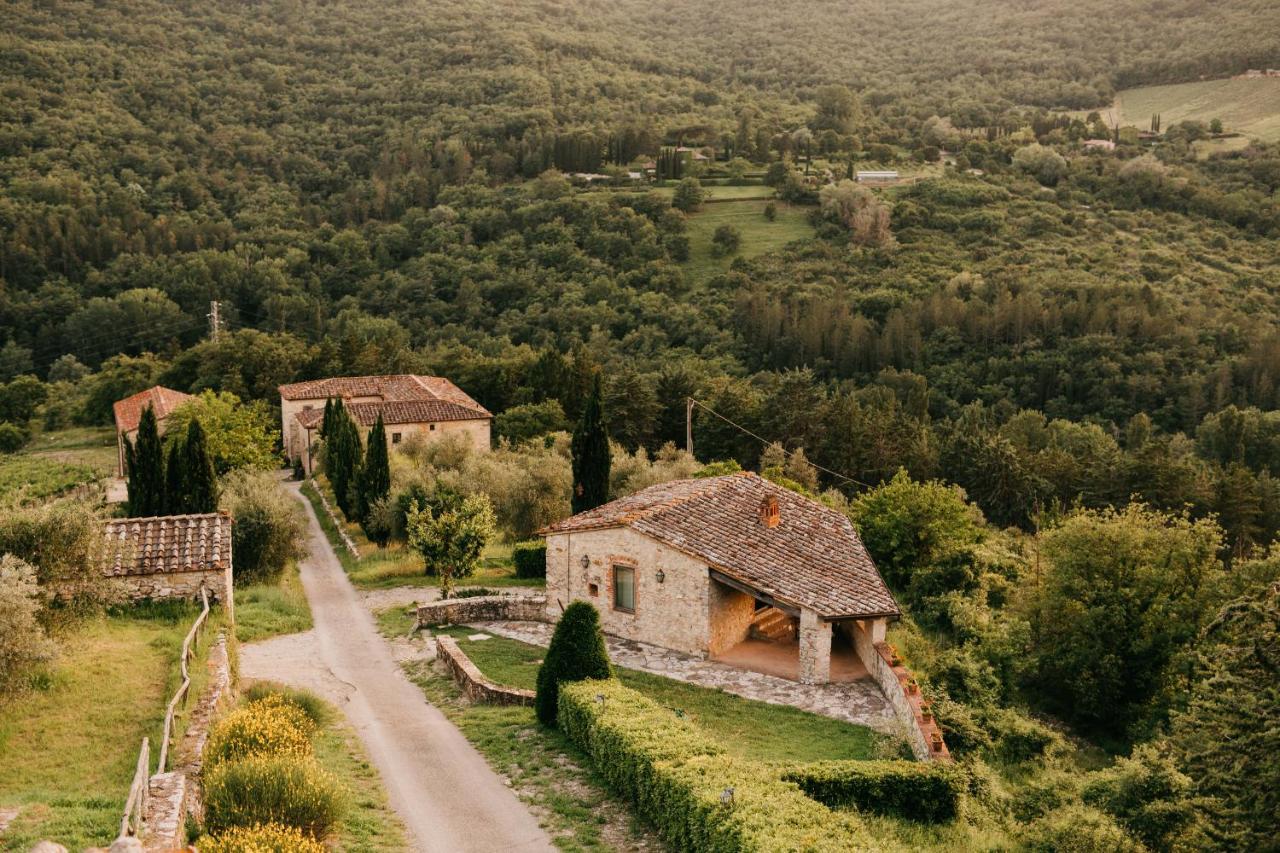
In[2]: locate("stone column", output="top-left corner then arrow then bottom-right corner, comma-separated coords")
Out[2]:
798,608 -> 832,685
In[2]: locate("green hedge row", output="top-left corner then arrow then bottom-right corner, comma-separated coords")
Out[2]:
512,540 -> 546,579
780,759 -> 966,823
558,680 -> 873,852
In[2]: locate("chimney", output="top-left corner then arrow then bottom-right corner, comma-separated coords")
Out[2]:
758,495 -> 780,528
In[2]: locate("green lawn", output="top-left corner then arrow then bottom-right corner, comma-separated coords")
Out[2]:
0,427 -> 118,502
1113,77 -> 1280,141
301,478 -> 540,592
683,199 -> 813,284
427,625 -> 883,763
0,604 -> 225,851
234,561 -> 313,643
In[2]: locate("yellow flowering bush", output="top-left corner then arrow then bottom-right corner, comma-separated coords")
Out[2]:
204,755 -> 345,839
198,822 -> 326,853
205,698 -> 315,770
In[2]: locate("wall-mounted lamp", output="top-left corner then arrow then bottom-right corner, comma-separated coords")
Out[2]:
655,569 -> 666,584
580,554 -> 590,569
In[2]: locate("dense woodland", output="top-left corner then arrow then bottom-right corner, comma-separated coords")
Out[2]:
2,0 -> 1280,849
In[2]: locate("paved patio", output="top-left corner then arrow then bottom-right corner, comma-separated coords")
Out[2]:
468,620 -> 899,733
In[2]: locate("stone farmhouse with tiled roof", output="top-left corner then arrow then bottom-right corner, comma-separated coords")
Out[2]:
541,472 -> 901,685
112,385 -> 194,476
99,512 -> 235,617
278,374 -> 492,474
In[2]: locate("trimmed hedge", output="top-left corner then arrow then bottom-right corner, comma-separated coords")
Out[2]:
512,539 -> 547,578
780,760 -> 965,823
558,679 -> 873,852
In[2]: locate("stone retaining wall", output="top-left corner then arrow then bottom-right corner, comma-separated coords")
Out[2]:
435,635 -> 535,706
869,640 -> 951,763
416,594 -> 548,627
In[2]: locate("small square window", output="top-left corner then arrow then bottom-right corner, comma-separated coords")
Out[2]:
392,432 -> 402,444
429,423 -> 437,431
588,582 -> 599,597
613,565 -> 635,613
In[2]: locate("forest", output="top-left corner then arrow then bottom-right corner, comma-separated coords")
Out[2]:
2,0 -> 1280,848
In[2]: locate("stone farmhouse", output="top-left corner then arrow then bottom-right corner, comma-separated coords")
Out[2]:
279,374 -> 492,475
112,385 -> 194,476
541,472 -> 901,685
99,512 -> 235,618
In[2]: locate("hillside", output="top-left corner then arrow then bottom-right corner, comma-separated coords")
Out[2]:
1113,77 -> 1280,140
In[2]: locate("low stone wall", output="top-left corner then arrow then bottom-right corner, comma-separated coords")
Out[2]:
416,594 -> 548,627
116,568 -> 232,615
308,478 -> 360,558
435,635 -> 535,706
142,632 -> 232,851
870,641 -> 951,763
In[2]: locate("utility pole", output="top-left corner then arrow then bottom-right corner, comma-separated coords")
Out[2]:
686,397 -> 695,457
207,300 -> 222,341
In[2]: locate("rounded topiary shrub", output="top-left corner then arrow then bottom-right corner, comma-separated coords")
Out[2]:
198,822 -> 326,853
205,698 -> 316,770
204,755 -> 345,839
535,601 -> 612,727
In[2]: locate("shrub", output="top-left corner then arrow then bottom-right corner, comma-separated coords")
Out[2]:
780,759 -> 966,823
205,699 -> 316,769
671,177 -> 705,212
535,601 -> 612,726
198,822 -> 326,853
362,496 -> 395,547
558,680 -> 871,851
220,471 -> 304,585
1081,744 -> 1197,851
710,224 -> 741,257
763,202 -> 777,221
0,555 -> 55,693
1021,804 -> 1142,852
204,755 -> 344,839
240,683 -> 330,728
512,540 -> 546,579
0,422 -> 27,453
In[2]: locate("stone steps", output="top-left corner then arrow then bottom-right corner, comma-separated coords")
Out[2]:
749,606 -> 796,642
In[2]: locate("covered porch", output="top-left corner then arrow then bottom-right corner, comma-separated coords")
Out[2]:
706,571 -> 887,685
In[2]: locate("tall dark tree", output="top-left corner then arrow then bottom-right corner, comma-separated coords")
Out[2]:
571,374 -> 610,514
326,398 -> 363,518
127,405 -> 166,517
164,438 -> 186,514
358,414 -> 391,522
182,419 -> 218,513
319,397 -> 334,440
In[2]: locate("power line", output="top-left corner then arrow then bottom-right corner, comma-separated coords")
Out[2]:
686,396 -> 874,490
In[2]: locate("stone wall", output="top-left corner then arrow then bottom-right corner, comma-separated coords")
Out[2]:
416,594 -> 548,627
545,528 -> 715,657
707,580 -> 755,656
435,635 -> 535,706
854,622 -> 951,763
798,609 -> 833,685
116,568 -> 233,618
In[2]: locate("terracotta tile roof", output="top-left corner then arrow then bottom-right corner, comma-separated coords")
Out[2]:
277,374 -> 490,416
295,399 -> 491,429
112,386 -> 194,433
542,473 -> 900,620
100,513 -> 233,577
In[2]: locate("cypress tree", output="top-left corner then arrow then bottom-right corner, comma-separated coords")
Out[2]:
319,397 -> 333,440
164,438 -> 186,514
535,601 -> 612,727
571,373 -> 610,514
327,399 -> 363,518
182,419 -> 218,514
127,405 -> 166,517
358,414 -> 391,522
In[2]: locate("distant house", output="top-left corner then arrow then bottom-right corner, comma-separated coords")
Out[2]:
112,386 -> 194,477
540,473 -> 900,686
1082,139 -> 1116,151
675,146 -> 711,162
279,374 -> 492,475
856,170 -> 899,183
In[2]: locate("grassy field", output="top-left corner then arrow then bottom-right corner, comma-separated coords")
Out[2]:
301,478 -> 540,591
234,561 -> 313,643
1113,77 -> 1280,141
0,427 -> 117,501
683,198 -> 813,283
425,624 -> 885,763
0,603 -> 226,850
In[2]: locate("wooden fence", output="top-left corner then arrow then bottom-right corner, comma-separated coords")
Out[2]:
118,737 -> 149,840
